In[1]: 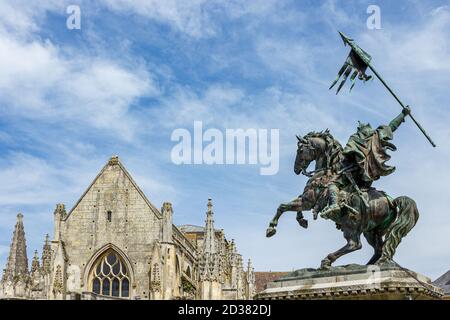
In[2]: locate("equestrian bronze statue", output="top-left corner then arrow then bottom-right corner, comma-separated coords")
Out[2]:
265,31 -> 436,269
266,107 -> 421,269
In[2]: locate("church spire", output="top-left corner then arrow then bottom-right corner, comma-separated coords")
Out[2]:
246,258 -> 254,282
31,250 -> 40,274
203,198 -> 216,254
246,258 -> 255,299
41,234 -> 52,274
199,198 -> 222,290
2,213 -> 29,281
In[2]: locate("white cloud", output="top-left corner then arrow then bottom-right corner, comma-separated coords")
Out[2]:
152,83 -> 339,152
99,0 -> 281,39
0,16 -> 159,141
100,0 -> 218,38
0,152 -> 75,205
0,0 -> 449,281
360,5 -> 450,73
210,3 -> 450,279
0,0 -> 65,36
320,0 -> 353,28
256,38 -> 317,78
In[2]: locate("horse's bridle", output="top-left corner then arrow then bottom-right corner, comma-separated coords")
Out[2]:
300,137 -> 333,177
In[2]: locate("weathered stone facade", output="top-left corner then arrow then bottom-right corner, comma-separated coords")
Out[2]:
0,213 -> 29,298
179,201 -> 256,300
0,156 -> 255,300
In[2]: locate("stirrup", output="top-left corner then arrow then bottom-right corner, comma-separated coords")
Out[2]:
320,204 -> 340,219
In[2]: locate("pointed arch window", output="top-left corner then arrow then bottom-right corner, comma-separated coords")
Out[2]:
90,250 -> 130,298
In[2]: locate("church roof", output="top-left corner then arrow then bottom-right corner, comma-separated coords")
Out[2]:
65,155 -> 162,220
254,272 -> 290,293
433,270 -> 450,295
178,224 -> 222,233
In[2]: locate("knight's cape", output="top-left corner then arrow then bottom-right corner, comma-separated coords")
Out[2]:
343,125 -> 396,182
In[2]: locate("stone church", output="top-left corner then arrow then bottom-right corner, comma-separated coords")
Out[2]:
0,156 -> 255,300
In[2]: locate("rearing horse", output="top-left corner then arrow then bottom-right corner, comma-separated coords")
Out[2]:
266,131 -> 419,269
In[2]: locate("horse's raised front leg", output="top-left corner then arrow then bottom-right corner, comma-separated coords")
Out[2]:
266,197 -> 304,237
320,229 -> 362,269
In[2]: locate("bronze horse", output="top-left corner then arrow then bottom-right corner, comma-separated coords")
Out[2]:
266,131 -> 419,269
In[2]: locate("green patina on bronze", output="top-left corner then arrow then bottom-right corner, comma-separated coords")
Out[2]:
264,32 -> 435,270
332,31 -> 436,147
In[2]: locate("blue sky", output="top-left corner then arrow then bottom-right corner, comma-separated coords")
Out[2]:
0,0 -> 449,279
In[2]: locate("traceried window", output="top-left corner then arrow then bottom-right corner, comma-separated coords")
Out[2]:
90,250 -> 130,298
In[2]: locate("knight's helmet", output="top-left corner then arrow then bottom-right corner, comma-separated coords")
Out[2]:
357,121 -> 373,136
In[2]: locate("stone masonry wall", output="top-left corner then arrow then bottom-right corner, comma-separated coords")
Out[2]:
61,161 -> 162,299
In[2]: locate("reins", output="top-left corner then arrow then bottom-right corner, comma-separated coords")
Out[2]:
300,135 -> 343,178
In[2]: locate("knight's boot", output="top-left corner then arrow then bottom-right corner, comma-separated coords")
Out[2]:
320,204 -> 341,220
320,184 -> 341,220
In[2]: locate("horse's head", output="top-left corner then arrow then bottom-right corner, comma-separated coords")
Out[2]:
294,131 -> 342,176
294,134 -> 322,175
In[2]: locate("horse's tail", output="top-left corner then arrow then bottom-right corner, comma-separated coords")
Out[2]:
380,196 -> 419,262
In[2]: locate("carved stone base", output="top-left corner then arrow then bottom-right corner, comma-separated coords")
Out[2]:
255,264 -> 443,300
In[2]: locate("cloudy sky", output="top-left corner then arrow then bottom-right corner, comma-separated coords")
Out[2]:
0,0 -> 449,280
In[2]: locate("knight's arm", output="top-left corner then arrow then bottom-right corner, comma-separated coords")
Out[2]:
389,106 -> 411,132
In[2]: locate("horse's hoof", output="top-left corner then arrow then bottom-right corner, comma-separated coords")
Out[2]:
266,227 -> 277,237
297,218 -> 308,229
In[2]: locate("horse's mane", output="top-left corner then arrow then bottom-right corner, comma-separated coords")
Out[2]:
304,130 -> 342,150
304,129 -> 343,169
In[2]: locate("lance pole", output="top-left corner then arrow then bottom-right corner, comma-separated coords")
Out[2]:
338,31 -> 436,147
367,64 -> 436,147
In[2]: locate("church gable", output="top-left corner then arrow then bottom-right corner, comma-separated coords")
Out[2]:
66,156 -> 161,220
62,156 -> 162,260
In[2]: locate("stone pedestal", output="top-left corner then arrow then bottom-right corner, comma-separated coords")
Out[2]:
255,264 -> 443,300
